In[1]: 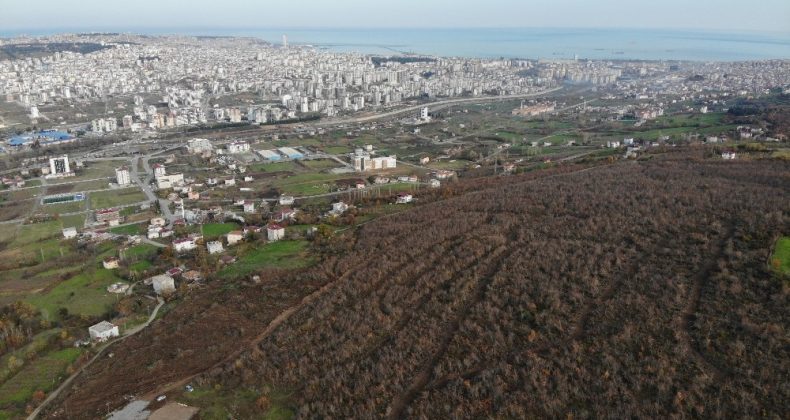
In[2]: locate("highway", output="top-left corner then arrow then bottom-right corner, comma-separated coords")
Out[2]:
312,87 -> 563,126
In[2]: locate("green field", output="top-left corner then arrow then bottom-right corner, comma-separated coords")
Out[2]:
250,162 -> 299,173
41,201 -> 84,215
272,173 -> 345,196
14,221 -> 62,245
0,329 -> 62,385
89,188 -> 147,209
0,347 -> 81,406
130,260 -> 152,273
323,146 -> 352,155
25,268 -> 122,321
125,243 -> 159,259
771,237 -> 790,276
202,223 -> 240,238
219,240 -> 312,279
300,159 -> 341,170
179,385 -> 294,420
110,223 -> 144,236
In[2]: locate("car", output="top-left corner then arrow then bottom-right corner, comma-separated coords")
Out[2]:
185,385 -> 194,392
155,395 -> 166,402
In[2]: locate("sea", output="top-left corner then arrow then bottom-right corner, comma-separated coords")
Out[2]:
3,27 -> 789,61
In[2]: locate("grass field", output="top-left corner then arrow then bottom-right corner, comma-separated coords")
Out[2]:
250,161 -> 299,173
178,385 -> 294,420
14,221 -> 62,246
0,347 -> 81,407
323,146 -> 352,155
219,240 -> 312,279
202,223 -> 240,238
0,328 -> 61,385
110,223 -> 144,236
130,260 -> 152,273
124,243 -> 159,259
272,173 -> 345,196
25,268 -> 122,321
771,237 -> 790,276
300,159 -> 342,170
89,188 -> 147,209
41,201 -> 84,215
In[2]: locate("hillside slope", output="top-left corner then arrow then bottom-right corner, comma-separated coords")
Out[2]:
49,157 -> 789,418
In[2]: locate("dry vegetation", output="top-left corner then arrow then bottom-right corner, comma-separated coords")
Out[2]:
47,154 -> 789,418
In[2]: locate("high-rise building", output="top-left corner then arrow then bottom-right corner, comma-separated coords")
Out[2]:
282,34 -> 288,48
49,155 -> 71,175
116,166 -> 131,186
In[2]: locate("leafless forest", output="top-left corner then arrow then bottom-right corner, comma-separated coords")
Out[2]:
47,155 -> 789,418
214,157 -> 789,418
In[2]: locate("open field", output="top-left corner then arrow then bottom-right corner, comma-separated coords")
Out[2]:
219,240 -> 312,279
89,188 -> 147,209
202,223 -> 239,239
0,347 -> 81,411
25,268 -> 123,321
771,236 -> 790,275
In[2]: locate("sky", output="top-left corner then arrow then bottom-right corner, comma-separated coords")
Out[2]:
1,0 -> 789,33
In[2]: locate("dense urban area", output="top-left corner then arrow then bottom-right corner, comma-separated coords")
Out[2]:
0,33 -> 786,419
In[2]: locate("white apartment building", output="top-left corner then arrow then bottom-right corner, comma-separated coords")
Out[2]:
116,166 -> 131,186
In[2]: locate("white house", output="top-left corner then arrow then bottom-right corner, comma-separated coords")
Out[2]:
243,201 -> 256,213
227,141 -> 250,154
62,227 -> 78,239
88,321 -> 119,342
267,224 -> 285,242
102,257 -> 120,270
329,201 -> 348,216
396,193 -> 413,204
156,173 -> 184,189
207,241 -> 224,254
226,230 -> 245,246
278,195 -> 295,206
173,237 -> 197,252
150,274 -> 175,294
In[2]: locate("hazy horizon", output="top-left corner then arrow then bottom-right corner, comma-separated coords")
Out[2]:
1,0 -> 789,34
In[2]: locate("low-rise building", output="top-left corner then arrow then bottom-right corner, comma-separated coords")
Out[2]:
207,241 -> 224,254
102,257 -> 120,270
396,193 -> 413,204
62,227 -> 78,239
226,230 -> 244,246
89,321 -> 119,342
173,237 -> 197,252
267,223 -> 285,242
150,274 -> 175,294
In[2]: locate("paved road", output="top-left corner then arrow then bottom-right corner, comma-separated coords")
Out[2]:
27,297 -> 165,420
312,87 -> 563,126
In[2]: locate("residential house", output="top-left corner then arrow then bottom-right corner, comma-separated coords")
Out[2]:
88,321 -> 119,342
150,274 -> 175,294
173,237 -> 197,252
396,193 -> 413,204
207,241 -> 224,254
62,227 -> 78,239
329,201 -> 349,216
102,257 -> 120,270
267,223 -> 285,242
273,208 -> 298,222
226,230 -> 245,246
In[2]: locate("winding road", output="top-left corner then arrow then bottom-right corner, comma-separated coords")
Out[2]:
27,298 -> 165,420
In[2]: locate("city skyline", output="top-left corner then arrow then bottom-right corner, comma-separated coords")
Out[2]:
1,0 -> 789,34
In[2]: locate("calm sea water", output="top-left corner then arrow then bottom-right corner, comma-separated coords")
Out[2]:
3,27 -> 789,61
